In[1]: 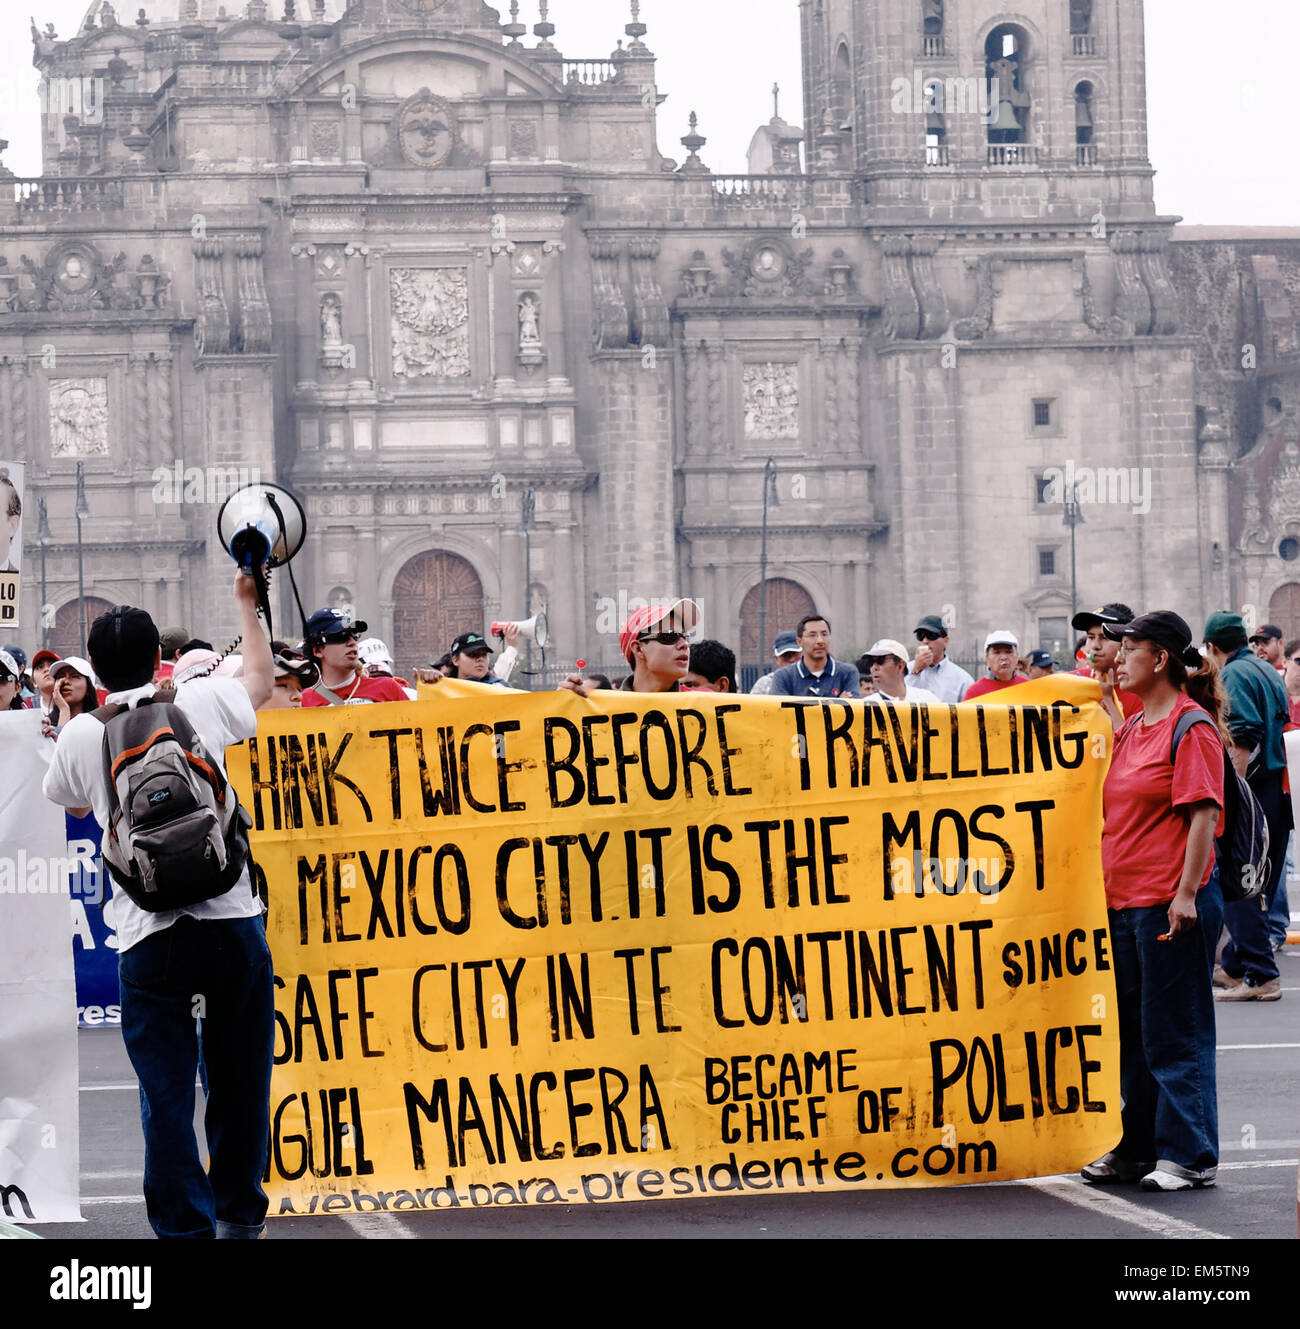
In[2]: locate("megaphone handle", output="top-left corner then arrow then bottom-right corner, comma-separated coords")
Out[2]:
255,563 -> 274,641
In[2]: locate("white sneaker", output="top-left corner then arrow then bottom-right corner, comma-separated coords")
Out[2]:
1139,1166 -> 1216,1192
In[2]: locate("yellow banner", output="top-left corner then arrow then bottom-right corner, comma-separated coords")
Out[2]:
225,676 -> 1119,1216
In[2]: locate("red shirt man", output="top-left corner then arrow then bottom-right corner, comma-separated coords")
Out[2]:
300,608 -> 407,707
964,631 -> 1029,699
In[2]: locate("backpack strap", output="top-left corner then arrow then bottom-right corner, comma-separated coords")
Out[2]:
1170,709 -> 1219,765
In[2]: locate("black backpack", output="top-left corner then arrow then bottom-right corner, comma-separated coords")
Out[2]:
95,697 -> 251,913
1169,711 -> 1270,906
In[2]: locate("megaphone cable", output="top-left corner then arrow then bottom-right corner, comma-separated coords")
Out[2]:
263,489 -> 311,646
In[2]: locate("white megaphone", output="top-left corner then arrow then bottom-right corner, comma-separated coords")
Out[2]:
216,482 -> 307,574
491,611 -> 548,649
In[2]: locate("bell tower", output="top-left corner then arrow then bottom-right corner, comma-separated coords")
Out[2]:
800,0 -> 1156,222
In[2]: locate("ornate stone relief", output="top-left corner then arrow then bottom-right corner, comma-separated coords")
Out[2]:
508,119 -> 539,159
18,242 -> 130,313
1111,233 -> 1154,337
910,237 -> 949,338
193,237 -> 231,355
880,237 -> 921,340
233,234 -> 272,353
953,256 -> 994,340
589,234 -> 629,349
1138,233 -> 1179,336
49,378 -> 109,458
720,237 -> 814,298
627,234 -> 670,346
395,89 -> 455,169
389,267 -> 470,378
743,363 -> 799,441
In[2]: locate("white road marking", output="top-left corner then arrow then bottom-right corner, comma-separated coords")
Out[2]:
1218,1159 -> 1298,1171
342,1214 -> 417,1239
80,1195 -> 143,1207
79,1082 -> 138,1092
1022,1178 -> 1230,1239
1217,1043 -> 1300,1051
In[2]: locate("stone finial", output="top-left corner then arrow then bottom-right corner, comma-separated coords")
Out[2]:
134,8 -> 148,27
247,0 -> 268,19
626,0 -> 648,53
534,0 -> 555,49
100,2 -> 118,27
504,0 -> 525,43
107,48 -> 130,87
679,111 -> 708,173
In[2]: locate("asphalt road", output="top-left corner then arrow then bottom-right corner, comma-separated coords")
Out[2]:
26,947 -> 1300,1242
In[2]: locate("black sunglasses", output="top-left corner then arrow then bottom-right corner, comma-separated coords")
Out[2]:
915,631 -> 943,642
638,630 -> 688,647
321,630 -> 359,645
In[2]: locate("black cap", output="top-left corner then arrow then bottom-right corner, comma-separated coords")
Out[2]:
305,608 -> 368,639
87,606 -> 161,684
1072,603 -> 1135,633
1250,623 -> 1284,644
450,632 -> 491,657
914,614 -> 948,638
1103,610 -> 1202,669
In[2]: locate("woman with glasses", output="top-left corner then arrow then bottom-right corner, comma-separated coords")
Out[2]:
1082,611 -> 1225,1193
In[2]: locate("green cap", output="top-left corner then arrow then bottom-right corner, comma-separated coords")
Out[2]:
1203,611 -> 1248,647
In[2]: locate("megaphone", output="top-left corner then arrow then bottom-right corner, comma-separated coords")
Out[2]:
216,482 -> 309,642
216,482 -> 307,573
491,612 -> 548,649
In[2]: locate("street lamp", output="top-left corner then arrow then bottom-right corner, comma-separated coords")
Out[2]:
1063,482 -> 1084,624
75,463 -> 90,657
36,497 -> 52,651
758,458 -> 780,674
521,486 -> 536,671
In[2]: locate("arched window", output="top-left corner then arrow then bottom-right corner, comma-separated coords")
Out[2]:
832,41 -> 853,128
921,1 -> 945,56
1074,82 -> 1095,144
1070,0 -> 1093,36
985,24 -> 1032,154
924,78 -> 947,165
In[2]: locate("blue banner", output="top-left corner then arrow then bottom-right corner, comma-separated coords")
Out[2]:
66,811 -> 119,1027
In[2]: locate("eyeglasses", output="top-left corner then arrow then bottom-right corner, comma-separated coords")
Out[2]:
321,631 -> 359,645
638,630 -> 688,647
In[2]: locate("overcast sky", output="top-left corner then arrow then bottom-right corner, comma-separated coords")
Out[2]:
0,0 -> 1295,227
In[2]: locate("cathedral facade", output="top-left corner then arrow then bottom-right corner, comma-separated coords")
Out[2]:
1,0 -> 1297,677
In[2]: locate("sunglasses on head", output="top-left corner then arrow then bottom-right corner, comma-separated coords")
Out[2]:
321,630 -> 359,645
638,630 -> 688,647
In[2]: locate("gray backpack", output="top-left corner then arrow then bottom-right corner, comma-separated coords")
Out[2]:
95,697 -> 250,913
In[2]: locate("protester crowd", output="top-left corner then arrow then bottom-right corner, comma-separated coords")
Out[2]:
3,573 -> 1295,1237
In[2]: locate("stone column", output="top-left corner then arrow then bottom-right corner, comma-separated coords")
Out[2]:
129,352 -> 151,468
706,341 -> 726,458
290,243 -> 318,391
153,352 -> 176,462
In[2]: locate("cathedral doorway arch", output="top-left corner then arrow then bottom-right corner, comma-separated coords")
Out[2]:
392,550 -> 484,674
1267,583 -> 1300,642
739,578 -> 817,668
50,596 -> 113,660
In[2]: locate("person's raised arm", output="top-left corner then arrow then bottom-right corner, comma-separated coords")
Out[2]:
234,571 -> 274,710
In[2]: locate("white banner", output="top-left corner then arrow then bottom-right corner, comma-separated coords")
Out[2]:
0,713 -> 81,1224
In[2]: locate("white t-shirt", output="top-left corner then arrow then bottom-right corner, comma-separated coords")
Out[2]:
42,677 -> 261,953
865,686 -> 943,706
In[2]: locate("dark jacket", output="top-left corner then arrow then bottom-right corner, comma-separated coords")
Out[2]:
768,657 -> 861,700
1220,646 -> 1290,775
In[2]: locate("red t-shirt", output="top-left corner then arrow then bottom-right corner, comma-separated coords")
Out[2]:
1101,693 -> 1225,910
1072,666 -> 1141,719
964,674 -> 1029,700
301,675 -> 409,707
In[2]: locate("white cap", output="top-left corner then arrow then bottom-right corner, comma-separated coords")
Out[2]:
358,637 -> 395,670
863,638 -> 911,665
0,648 -> 21,679
49,655 -> 99,686
984,630 -> 1020,651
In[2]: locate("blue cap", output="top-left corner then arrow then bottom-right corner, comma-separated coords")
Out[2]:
773,630 -> 799,657
305,608 -> 368,639
1027,649 -> 1055,669
2,644 -> 26,670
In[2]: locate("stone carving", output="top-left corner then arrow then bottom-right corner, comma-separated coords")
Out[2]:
193,238 -> 231,355
134,254 -> 170,310
627,234 -> 670,347
1271,440 -> 1300,531
1111,232 -> 1154,337
518,293 -> 541,346
1138,233 -> 1179,336
321,292 -> 343,348
153,353 -> 175,461
508,119 -> 539,159
953,256 -> 994,341
706,342 -> 724,446
0,261 -> 17,314
1079,257 -> 1125,336
588,234 -> 629,349
682,339 -> 706,455
881,237 -> 922,340
821,340 -> 840,450
721,238 -> 815,299
910,237 -> 950,339
744,363 -> 799,441
841,335 -> 862,450
389,267 -> 470,378
20,242 -> 130,312
233,234 -> 272,353
49,378 -> 110,458
2,358 -> 28,462
823,249 -> 856,298
310,120 -> 341,160
679,251 -> 714,299
396,89 -> 454,169
129,353 -> 150,467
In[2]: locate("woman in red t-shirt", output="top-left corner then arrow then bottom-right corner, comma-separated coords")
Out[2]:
1082,611 -> 1226,1193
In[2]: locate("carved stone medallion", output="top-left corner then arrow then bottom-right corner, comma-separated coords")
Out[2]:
396,89 -> 455,169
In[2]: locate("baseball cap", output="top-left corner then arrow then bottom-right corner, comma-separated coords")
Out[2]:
172,648 -> 223,686
1202,611 -> 1248,649
49,655 -> 98,685
1071,603 -> 1134,633
271,641 -> 318,684
87,606 -> 161,685
1026,649 -> 1055,670
31,649 -> 60,670
0,649 -> 19,680
984,630 -> 1020,651
773,630 -> 799,658
914,614 -> 948,638
1104,610 -> 1203,669
619,599 -> 702,661
1249,623 -> 1284,644
3,645 -> 27,671
862,638 -> 911,665
358,637 -> 395,671
158,626 -> 189,658
450,632 -> 491,658
306,607 -> 368,639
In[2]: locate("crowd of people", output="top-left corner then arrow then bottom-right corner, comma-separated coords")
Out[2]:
4,572 -> 1296,1235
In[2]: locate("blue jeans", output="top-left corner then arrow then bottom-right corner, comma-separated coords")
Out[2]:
1109,881 -> 1221,1175
1222,771 -> 1291,985
1266,833 -> 1292,951
119,915 -> 274,1240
